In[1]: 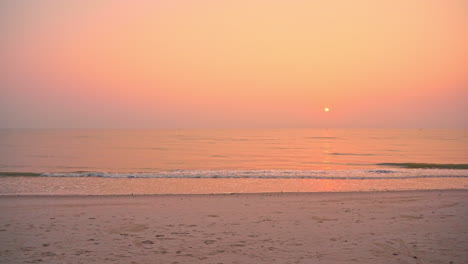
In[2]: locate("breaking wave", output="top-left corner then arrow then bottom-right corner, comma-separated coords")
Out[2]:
29,169 -> 468,179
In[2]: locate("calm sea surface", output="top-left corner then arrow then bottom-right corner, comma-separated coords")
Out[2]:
0,129 -> 467,194
1,129 -> 467,172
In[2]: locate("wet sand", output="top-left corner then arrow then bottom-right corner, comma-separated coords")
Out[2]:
1,176 -> 467,195
0,190 -> 467,264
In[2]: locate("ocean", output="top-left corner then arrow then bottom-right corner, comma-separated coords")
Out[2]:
1,129 -> 467,195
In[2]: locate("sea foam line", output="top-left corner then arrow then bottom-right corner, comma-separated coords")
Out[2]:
38,169 -> 468,179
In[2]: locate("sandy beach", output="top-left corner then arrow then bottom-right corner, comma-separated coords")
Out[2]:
0,190 -> 466,264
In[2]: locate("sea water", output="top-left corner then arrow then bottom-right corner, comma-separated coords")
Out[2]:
1,129 -> 467,194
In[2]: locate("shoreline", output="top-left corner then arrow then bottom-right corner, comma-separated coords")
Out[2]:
0,188 -> 467,198
1,176 -> 467,196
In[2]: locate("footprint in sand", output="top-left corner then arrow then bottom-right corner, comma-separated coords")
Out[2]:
204,240 -> 217,245
399,214 -> 423,220
109,223 -> 148,234
372,238 -> 423,263
41,252 -> 57,257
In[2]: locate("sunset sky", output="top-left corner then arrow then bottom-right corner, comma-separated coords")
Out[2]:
1,0 -> 467,128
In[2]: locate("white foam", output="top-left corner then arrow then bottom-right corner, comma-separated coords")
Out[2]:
40,169 -> 468,179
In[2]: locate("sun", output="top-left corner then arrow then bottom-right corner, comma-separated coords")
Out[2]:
324,107 -> 330,112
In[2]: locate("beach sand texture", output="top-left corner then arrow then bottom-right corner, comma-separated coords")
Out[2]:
1,190 -> 467,264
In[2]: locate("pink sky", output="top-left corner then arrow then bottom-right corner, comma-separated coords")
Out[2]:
1,0 -> 467,128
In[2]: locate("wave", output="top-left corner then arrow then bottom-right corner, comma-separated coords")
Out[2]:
305,136 -> 338,139
329,153 -> 375,156
2,169 -> 467,179
377,163 -> 468,169
0,172 -> 42,177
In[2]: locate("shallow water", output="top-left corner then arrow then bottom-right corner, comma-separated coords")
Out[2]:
1,177 -> 467,196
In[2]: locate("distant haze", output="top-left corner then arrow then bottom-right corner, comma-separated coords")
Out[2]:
1,0 -> 467,129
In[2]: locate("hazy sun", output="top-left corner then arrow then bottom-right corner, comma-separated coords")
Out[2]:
324,107 -> 330,112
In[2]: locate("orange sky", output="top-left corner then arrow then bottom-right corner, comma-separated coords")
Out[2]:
1,0 -> 467,128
